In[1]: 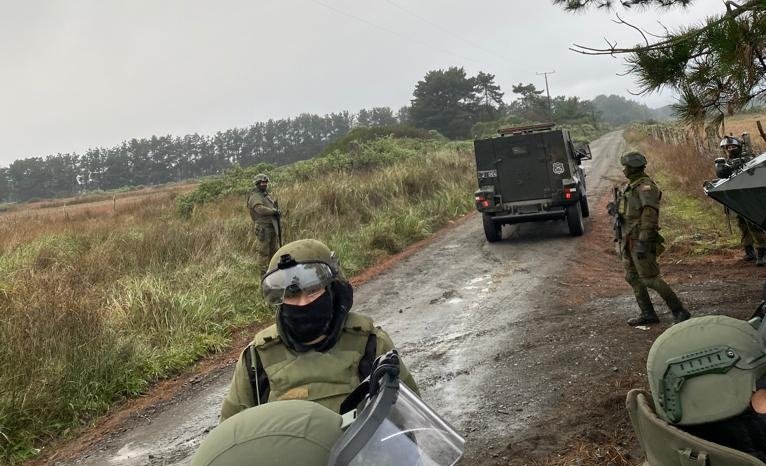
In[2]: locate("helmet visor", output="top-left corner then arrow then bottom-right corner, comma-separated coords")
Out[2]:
261,262 -> 335,305
335,384 -> 465,466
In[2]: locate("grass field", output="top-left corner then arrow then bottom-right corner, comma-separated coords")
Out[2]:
0,135 -> 476,464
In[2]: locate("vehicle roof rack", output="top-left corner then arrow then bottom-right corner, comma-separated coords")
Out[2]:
498,122 -> 556,136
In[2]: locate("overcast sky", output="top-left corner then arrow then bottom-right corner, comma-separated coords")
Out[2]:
0,0 -> 723,166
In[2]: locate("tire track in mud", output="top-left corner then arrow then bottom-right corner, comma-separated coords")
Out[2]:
49,131 -> 624,466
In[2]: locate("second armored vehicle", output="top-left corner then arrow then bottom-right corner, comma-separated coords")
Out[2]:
473,123 -> 591,242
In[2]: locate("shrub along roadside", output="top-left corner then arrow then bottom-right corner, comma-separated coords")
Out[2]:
0,137 -> 476,464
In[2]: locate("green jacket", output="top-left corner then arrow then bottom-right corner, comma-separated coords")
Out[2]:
247,189 -> 278,225
220,312 -> 419,422
618,174 -> 662,244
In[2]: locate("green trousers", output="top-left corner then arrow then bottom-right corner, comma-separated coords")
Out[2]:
622,239 -> 683,313
738,215 -> 766,248
254,223 -> 279,277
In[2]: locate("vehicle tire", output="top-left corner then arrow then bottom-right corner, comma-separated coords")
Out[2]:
580,193 -> 590,218
482,213 -> 502,242
566,202 -> 584,236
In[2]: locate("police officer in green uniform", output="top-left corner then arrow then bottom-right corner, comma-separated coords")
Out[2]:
247,174 -> 281,277
219,239 -> 419,422
627,315 -> 766,464
614,152 -> 691,326
717,137 -> 766,266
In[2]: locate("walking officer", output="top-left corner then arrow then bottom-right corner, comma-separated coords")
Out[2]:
609,151 -> 691,326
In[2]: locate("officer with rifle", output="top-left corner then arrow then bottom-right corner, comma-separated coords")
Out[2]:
607,152 -> 691,326
715,136 -> 766,266
247,173 -> 282,277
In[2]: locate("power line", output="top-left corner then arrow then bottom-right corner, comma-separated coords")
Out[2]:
308,0 -> 482,64
382,0 -> 514,64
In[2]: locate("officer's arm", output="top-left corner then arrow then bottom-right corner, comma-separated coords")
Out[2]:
637,183 -> 661,242
219,352 -> 256,422
252,202 -> 278,217
375,328 -> 421,396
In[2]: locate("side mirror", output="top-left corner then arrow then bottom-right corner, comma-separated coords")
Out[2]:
576,144 -> 593,161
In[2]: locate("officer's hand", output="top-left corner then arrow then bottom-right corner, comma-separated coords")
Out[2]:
634,240 -> 648,260
274,209 -> 281,218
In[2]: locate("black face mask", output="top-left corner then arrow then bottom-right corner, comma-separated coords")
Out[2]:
280,291 -> 334,344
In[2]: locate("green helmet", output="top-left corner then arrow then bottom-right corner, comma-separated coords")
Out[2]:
191,400 -> 343,466
647,315 -> 766,425
261,239 -> 345,305
620,151 -> 648,168
253,173 -> 270,185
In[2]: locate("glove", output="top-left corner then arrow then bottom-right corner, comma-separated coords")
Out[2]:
274,209 -> 281,219
634,240 -> 648,260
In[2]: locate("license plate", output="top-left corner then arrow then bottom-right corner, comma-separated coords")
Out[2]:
478,170 -> 497,179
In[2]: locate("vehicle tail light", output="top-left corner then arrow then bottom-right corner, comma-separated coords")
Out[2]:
565,192 -> 572,199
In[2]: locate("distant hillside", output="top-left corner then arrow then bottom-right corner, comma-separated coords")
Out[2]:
592,94 -> 674,125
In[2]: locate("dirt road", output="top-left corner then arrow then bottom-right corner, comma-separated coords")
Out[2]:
50,131 -> 626,466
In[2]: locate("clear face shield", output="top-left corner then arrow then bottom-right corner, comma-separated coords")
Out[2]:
328,352 -> 465,466
261,261 -> 335,305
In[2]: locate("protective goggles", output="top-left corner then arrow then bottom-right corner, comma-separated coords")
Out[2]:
328,351 -> 465,466
261,261 -> 335,305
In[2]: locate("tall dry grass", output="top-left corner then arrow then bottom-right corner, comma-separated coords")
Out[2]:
0,137 -> 476,464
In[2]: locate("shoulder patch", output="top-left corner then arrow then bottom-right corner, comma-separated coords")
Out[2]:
252,324 -> 281,348
343,312 -> 374,333
640,184 -> 653,191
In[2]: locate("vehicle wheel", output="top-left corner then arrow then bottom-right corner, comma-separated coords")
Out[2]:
482,213 -> 502,242
566,202 -> 584,236
580,193 -> 590,218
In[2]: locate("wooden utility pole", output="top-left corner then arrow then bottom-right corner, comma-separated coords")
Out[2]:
536,70 -> 555,121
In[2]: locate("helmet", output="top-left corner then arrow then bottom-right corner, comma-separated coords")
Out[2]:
647,315 -> 766,426
261,239 -> 343,305
620,151 -> 647,168
719,136 -> 741,148
253,173 -> 270,184
191,400 -> 343,466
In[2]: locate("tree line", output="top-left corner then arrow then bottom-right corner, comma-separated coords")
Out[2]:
0,69 -> 667,203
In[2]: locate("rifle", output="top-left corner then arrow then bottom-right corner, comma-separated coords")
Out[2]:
606,185 -> 623,250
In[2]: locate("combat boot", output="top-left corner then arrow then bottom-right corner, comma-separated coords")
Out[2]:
743,245 -> 756,262
628,312 -> 660,326
757,248 -> 766,267
671,308 -> 691,325
627,299 -> 660,326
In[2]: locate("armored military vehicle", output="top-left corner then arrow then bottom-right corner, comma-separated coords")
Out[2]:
473,123 -> 591,242
705,152 -> 766,230
704,153 -> 766,318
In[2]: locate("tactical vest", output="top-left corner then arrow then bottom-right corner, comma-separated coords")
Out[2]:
249,313 -> 376,413
246,190 -> 278,225
627,389 -> 766,466
619,176 -> 661,240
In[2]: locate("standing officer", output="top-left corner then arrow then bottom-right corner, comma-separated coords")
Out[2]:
219,239 -> 418,422
247,174 -> 281,277
610,151 -> 691,326
717,137 -> 766,266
